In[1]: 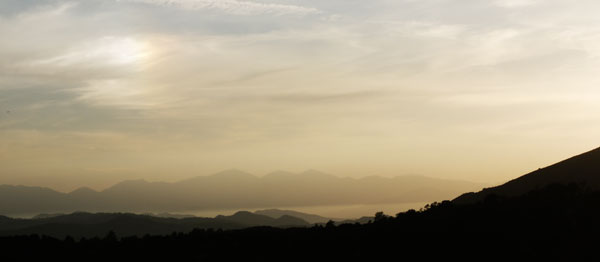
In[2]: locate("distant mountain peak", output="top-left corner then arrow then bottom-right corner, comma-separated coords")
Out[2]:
254,209 -> 334,224
102,179 -> 152,193
69,187 -> 97,195
232,211 -> 254,216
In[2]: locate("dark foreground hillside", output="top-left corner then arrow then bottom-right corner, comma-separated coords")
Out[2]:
4,183 -> 600,261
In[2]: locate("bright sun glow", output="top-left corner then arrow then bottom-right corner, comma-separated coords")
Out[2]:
33,36 -> 152,68
65,37 -> 156,108
100,37 -> 151,65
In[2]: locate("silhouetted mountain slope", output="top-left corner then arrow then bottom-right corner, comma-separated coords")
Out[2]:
0,170 -> 484,216
275,215 -> 310,226
0,211 -> 309,239
0,185 -> 68,215
454,146 -> 600,204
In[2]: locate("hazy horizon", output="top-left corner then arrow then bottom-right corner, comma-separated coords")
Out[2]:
0,168 -> 488,193
2,0 -> 600,191
0,168 -> 485,218
7,202 -> 430,220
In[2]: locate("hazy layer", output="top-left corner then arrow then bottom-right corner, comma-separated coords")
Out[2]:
0,170 -> 485,217
186,202 -> 429,220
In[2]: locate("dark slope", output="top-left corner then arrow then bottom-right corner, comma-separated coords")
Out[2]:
454,146 -> 600,204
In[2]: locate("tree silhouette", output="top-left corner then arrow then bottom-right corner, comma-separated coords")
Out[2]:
325,220 -> 336,228
374,211 -> 387,222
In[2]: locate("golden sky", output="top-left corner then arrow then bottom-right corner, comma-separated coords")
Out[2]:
1,0 -> 600,191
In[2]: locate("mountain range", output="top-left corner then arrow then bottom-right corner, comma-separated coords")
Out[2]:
4,147 -> 600,259
4,146 -> 600,253
0,208 -> 375,239
0,170 -> 484,217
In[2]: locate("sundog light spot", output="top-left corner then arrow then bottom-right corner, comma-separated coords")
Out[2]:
31,36 -> 151,69
100,37 -> 151,66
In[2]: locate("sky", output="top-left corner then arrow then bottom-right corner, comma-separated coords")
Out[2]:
2,0 -> 600,191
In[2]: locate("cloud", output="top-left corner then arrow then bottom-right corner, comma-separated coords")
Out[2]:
119,0 -> 320,15
493,0 -> 539,8
269,91 -> 386,104
3,0 -> 600,185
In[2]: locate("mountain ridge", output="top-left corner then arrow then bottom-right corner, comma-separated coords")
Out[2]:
0,170 -> 486,217
454,146 -> 600,204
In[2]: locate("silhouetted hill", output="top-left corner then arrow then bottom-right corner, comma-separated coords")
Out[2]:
0,170 -> 485,216
454,146 -> 600,204
32,213 -> 66,219
147,212 -> 196,219
215,211 -> 309,227
333,216 -> 374,225
0,211 -> 309,239
254,209 -> 337,224
275,215 -> 310,226
0,185 -> 68,215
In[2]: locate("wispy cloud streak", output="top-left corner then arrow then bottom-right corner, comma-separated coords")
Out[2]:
120,0 -> 320,15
